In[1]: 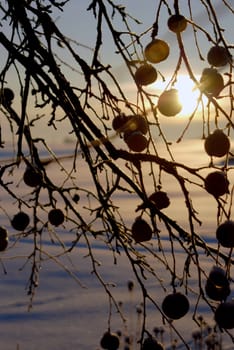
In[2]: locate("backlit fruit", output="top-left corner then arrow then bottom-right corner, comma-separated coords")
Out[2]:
142,337 -> 165,350
207,46 -> 230,67
136,191 -> 170,211
11,212 -> 30,231
199,68 -> 224,97
204,129 -> 230,157
119,114 -> 148,136
135,64 -> 157,86
131,217 -> 152,243
157,89 -> 182,116
205,266 -> 230,301
216,220 -> 234,248
48,208 -> 65,226
144,39 -> 169,64
204,171 -> 229,198
127,115 -> 149,134
214,301 -> 234,329
0,227 -> 8,252
100,331 -> 120,350
167,14 -> 187,33
162,292 -> 190,320
124,131 -> 148,152
149,191 -> 170,210
23,167 -> 43,187
112,114 -> 129,132
0,88 -> 14,105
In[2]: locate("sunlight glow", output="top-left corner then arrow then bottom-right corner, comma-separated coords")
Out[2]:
150,74 -> 202,118
175,75 -> 201,116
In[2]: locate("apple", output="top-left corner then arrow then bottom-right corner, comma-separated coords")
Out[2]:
207,46 -> 231,67
199,68 -> 224,97
149,191 -> 170,210
135,64 -> 157,86
136,191 -> 170,212
11,212 -> 30,231
204,171 -> 229,198
48,208 -> 65,226
124,131 -> 148,152
162,292 -> 190,320
215,301 -> 234,329
131,217 -> 152,243
204,129 -> 230,157
100,331 -> 120,350
216,220 -> 234,248
23,167 -> 43,187
126,115 -> 149,135
142,336 -> 165,350
157,89 -> 182,116
205,266 -> 230,301
112,114 -> 130,132
167,14 -> 187,33
144,39 -> 169,64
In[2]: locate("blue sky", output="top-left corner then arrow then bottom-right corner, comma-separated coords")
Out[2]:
55,0 -> 233,73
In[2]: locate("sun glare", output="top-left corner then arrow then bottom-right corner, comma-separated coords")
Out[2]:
175,75 -> 200,116
151,74 -> 202,117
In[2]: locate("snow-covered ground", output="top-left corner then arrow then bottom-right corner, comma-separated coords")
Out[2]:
0,138 -> 233,350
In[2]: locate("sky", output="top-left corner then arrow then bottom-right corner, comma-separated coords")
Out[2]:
0,0 -> 233,145
47,0 -> 234,114
0,3 -> 233,348
1,1 -> 233,87
54,0 -> 233,73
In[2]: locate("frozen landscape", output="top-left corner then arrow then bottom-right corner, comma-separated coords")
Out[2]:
0,1 -> 233,349
0,136 -> 233,350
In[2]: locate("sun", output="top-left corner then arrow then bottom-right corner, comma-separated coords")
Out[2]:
150,74 -> 202,117
174,75 -> 201,116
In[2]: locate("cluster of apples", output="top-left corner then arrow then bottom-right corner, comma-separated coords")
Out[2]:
127,129 -> 233,328
211,221 -> 234,329
0,87 -> 66,236
100,331 -> 166,350
134,14 -> 187,87
135,13 -> 231,119
203,129 -> 230,198
199,45 -> 231,98
131,190 -> 170,243
205,264 -> 234,330
129,190 -> 192,324
130,217 -> 234,328
7,165 -> 66,237
100,330 -> 166,350
9,207 -> 65,235
203,129 -> 233,329
134,14 -> 188,117
112,113 -> 149,152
